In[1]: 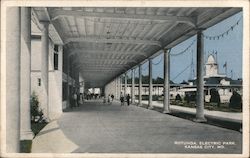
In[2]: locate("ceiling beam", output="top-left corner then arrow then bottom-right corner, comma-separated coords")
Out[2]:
50,9 -> 196,27
78,63 -> 130,67
64,35 -> 162,47
73,58 -> 138,65
68,49 -> 148,57
43,8 -> 64,44
81,69 -> 120,72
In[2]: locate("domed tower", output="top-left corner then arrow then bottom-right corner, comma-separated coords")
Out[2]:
205,54 -> 219,77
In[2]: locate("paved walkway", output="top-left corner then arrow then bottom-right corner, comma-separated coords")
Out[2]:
32,100 -> 242,153
136,100 -> 242,122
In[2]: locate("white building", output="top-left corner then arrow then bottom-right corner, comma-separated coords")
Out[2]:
171,54 -> 242,103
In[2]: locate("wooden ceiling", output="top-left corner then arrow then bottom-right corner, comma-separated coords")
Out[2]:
31,7 -> 241,88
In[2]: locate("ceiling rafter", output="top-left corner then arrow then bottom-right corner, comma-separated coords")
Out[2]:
68,49 -> 148,57
73,58 -> 137,65
154,22 -> 179,40
50,9 -> 196,27
64,35 -> 162,47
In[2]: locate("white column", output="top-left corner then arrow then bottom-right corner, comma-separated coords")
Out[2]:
6,7 -> 21,153
124,72 -> 127,95
120,75 -> 123,96
131,69 -> 135,104
163,49 -> 170,113
148,58 -> 153,109
194,30 -> 207,122
67,54 -> 70,108
118,77 -> 121,99
138,64 -> 142,106
40,21 -> 50,119
20,7 -> 33,140
115,78 -> 117,99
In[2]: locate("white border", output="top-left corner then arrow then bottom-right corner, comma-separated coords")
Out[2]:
1,0 -> 249,158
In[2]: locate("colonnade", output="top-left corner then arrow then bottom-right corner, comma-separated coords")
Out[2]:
5,7 -> 206,153
105,29 -> 206,122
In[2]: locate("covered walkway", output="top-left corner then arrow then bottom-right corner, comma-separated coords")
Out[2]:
2,3 -> 247,155
32,100 -> 242,153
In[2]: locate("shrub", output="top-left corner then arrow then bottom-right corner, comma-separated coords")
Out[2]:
184,94 -> 190,103
210,89 -> 221,107
30,92 -> 45,123
175,94 -> 182,101
229,91 -> 242,109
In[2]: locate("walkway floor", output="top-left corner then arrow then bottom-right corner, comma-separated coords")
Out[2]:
32,99 -> 242,153
137,100 -> 242,122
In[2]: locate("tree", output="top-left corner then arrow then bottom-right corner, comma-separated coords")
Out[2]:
153,77 -> 164,84
210,88 -> 221,107
30,92 -> 45,123
184,94 -> 190,103
142,75 -> 149,84
229,91 -> 242,109
175,94 -> 182,101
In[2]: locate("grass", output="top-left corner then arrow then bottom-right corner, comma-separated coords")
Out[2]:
168,100 -> 242,112
31,122 -> 48,136
20,122 -> 48,153
20,140 -> 32,153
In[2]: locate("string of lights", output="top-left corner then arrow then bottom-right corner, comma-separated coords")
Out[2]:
141,64 -> 148,71
170,39 -> 196,56
152,55 -> 163,65
202,16 -> 242,40
171,63 -> 192,81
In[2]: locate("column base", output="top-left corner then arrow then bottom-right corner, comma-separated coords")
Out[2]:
20,130 -> 34,140
163,109 -> 171,114
148,106 -> 154,110
193,117 -> 207,123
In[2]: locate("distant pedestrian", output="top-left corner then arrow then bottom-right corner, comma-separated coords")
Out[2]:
73,92 -> 78,107
111,94 -> 114,101
103,96 -> 106,104
108,94 -> 112,104
77,92 -> 80,106
126,94 -> 131,106
120,93 -> 124,106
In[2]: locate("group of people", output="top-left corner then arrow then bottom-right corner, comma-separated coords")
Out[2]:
120,93 -> 130,106
103,93 -> 131,106
103,94 -> 114,104
71,91 -> 84,108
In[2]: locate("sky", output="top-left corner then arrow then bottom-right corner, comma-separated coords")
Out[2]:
136,11 -> 243,83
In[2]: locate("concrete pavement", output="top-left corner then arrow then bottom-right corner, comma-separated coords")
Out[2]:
138,100 -> 242,122
32,99 -> 242,153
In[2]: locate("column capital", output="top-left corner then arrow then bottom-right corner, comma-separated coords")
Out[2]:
195,27 -> 206,32
148,57 -> 153,61
163,48 -> 171,53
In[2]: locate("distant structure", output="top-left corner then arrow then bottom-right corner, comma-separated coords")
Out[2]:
170,54 -> 242,103
205,54 -> 225,78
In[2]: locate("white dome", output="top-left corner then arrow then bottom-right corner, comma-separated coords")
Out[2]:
207,55 -> 216,64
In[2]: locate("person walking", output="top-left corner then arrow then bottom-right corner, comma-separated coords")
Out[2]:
126,94 -> 131,106
73,92 -> 78,107
120,93 -> 124,106
111,94 -> 114,101
108,94 -> 112,104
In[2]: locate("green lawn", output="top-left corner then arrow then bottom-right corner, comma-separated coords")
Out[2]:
20,122 -> 48,153
31,122 -> 48,136
169,100 -> 242,112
